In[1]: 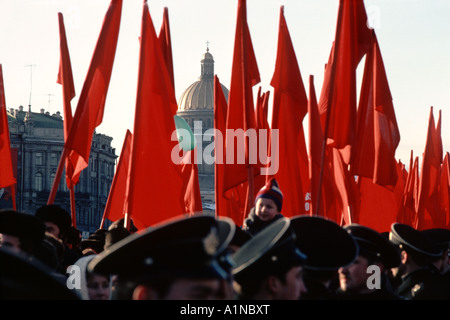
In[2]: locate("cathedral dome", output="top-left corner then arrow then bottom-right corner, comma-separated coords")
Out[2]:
178,48 -> 229,111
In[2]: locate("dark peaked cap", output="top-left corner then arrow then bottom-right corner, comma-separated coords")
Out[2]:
389,223 -> 442,257
232,218 -> 307,278
290,215 -> 359,270
344,224 -> 401,268
421,228 -> 450,253
88,215 -> 235,279
35,205 -> 72,235
0,210 -> 45,245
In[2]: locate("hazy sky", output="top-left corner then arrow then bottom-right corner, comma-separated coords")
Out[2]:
1,0 -> 450,167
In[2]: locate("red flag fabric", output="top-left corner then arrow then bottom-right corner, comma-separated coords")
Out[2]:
355,161 -> 406,232
439,152 -> 450,228
125,1 -> 185,230
270,6 -> 309,217
308,75 -> 327,216
318,0 -> 373,163
158,7 -> 175,102
352,34 -> 400,188
415,107 -> 445,229
253,87 -> 271,201
330,147 -> 360,225
57,12 -> 75,137
56,12 -> 82,194
64,0 -> 122,184
396,151 -> 419,227
0,65 -> 17,194
223,0 -> 260,198
179,148 -> 203,215
214,75 -> 246,225
101,129 -> 133,227
158,7 -> 202,215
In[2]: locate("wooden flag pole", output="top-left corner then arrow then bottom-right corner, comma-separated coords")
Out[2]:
47,146 -> 68,205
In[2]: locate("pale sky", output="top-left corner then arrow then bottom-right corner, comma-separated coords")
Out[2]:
1,0 -> 450,168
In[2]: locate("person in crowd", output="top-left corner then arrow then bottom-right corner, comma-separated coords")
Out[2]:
35,204 -> 80,270
389,222 -> 450,299
65,226 -> 83,259
232,217 -> 308,300
289,215 -> 359,300
72,255 -> 111,300
0,209 -> 45,256
88,214 -> 235,300
242,178 -> 284,236
104,225 -> 131,251
336,223 -> 402,299
421,228 -> 450,278
80,228 -> 107,255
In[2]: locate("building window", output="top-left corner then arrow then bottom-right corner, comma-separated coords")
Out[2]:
35,152 -> 43,165
35,172 -> 43,191
50,153 -> 58,166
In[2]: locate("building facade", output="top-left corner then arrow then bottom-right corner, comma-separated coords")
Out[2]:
4,105 -> 117,234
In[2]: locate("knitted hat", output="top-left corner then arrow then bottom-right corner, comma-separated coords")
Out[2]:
255,178 -> 283,211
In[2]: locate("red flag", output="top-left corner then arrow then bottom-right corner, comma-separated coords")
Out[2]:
415,107 -> 445,229
253,87 -> 271,196
308,75 -> 327,216
270,6 -> 309,217
56,12 -> 80,224
0,64 -> 17,209
355,161 -> 406,232
214,75 -> 246,225
318,0 -> 373,163
179,149 -> 203,215
125,1 -> 185,230
158,7 -> 202,215
158,7 -> 175,100
223,0 -> 260,200
64,0 -> 122,183
100,129 -> 133,228
352,34 -> 400,187
330,147 -> 360,225
439,152 -> 450,228
396,151 -> 419,227
48,0 -> 122,216
57,12 -> 75,138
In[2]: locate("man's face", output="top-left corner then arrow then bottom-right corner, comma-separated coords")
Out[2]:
44,222 -> 61,239
338,256 -> 371,294
163,278 -> 222,300
274,265 -> 307,300
0,233 -> 21,253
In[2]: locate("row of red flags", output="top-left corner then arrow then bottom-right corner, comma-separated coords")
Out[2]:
0,0 -> 448,233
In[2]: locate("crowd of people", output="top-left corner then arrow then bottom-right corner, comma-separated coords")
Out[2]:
0,178 -> 449,301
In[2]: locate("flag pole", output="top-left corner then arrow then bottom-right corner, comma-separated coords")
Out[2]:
69,185 -> 76,227
11,184 -> 17,211
48,146 -> 68,205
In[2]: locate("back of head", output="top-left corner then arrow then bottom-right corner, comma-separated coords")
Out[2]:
104,227 -> 131,251
108,218 -> 137,233
421,228 -> 450,258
